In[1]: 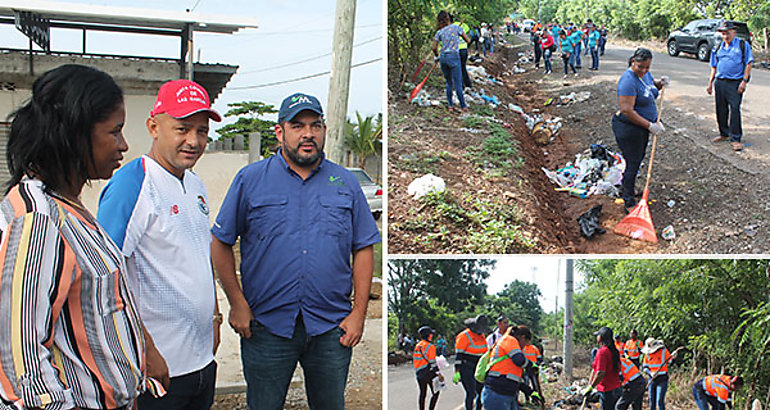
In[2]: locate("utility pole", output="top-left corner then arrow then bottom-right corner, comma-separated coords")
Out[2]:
563,259 -> 574,381
325,0 -> 356,164
555,259 -> 560,315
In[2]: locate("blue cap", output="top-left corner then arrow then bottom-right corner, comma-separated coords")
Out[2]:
278,93 -> 324,123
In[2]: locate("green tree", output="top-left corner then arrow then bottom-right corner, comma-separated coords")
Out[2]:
344,111 -> 382,169
486,280 -> 544,333
215,101 -> 278,157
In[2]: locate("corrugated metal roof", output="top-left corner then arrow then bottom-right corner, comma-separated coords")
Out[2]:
0,0 -> 258,33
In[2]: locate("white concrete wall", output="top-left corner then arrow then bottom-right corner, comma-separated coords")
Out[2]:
0,88 -> 248,220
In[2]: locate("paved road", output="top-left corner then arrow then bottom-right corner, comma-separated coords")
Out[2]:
521,33 -> 770,173
388,361 -> 467,410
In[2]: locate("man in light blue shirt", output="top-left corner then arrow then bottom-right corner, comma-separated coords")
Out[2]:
706,21 -> 753,151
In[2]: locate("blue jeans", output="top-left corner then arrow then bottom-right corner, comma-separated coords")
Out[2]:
648,375 -> 668,410
137,360 -> 217,410
590,46 -> 599,69
572,42 -> 582,67
241,319 -> 352,410
481,386 -> 519,410
543,49 -> 552,72
439,52 -> 466,108
692,383 -> 724,410
599,387 -> 621,410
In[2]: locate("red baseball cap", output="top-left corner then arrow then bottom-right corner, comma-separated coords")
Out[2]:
150,79 -> 222,122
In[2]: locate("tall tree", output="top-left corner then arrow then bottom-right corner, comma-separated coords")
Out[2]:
215,101 -> 278,156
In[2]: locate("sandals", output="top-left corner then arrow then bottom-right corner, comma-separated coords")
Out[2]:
731,142 -> 743,151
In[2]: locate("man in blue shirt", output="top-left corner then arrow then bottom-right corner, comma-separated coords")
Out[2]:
211,93 -> 381,410
707,20 -> 753,151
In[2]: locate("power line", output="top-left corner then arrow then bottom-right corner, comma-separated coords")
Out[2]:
237,23 -> 381,37
239,36 -> 381,75
229,58 -> 381,90
188,0 -> 203,12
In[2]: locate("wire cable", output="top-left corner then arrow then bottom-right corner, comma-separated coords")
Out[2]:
238,36 -> 381,74
229,58 -> 381,90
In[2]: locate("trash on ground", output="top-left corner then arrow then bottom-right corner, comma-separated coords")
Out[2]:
558,91 -> 591,106
508,103 -> 524,114
542,144 -> 626,198
407,174 -> 446,200
578,205 -> 606,238
409,89 -> 441,106
662,225 -> 676,240
667,199 -> 676,208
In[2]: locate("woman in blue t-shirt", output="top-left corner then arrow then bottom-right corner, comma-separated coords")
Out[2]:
432,10 -> 471,110
612,48 -> 669,211
559,30 -> 577,77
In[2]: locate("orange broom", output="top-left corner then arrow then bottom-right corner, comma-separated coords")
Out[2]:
410,60 -> 438,101
614,87 -> 666,243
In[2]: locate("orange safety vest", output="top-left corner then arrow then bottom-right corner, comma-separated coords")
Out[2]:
619,356 -> 641,386
413,340 -> 436,373
523,344 -> 541,364
624,339 -> 643,359
455,328 -> 489,356
703,375 -> 732,404
615,341 -> 624,352
643,347 -> 671,376
487,335 -> 524,383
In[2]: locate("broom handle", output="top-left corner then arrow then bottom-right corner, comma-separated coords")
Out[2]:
641,87 -> 665,194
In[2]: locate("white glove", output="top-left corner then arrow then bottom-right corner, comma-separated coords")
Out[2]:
648,121 -> 665,135
660,76 -> 670,86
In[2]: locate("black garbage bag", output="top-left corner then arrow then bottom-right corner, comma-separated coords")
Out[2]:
590,143 -> 612,162
578,205 -> 606,238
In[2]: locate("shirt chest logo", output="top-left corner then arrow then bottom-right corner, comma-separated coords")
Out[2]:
170,204 -> 180,215
197,195 -> 209,215
328,176 -> 345,187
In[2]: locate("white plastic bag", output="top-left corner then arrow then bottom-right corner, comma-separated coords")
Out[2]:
407,174 -> 446,200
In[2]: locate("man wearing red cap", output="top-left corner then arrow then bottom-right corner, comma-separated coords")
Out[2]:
211,92 -> 381,409
98,79 -> 223,410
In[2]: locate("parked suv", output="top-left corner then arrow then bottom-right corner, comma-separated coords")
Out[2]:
667,19 -> 751,62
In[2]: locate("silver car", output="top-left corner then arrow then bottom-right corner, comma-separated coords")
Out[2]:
348,168 -> 382,220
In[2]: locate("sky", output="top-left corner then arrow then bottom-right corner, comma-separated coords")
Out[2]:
484,257 -> 586,314
1,0 -> 383,134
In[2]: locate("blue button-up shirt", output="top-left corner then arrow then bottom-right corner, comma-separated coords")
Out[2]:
212,151 -> 381,338
710,37 -> 753,80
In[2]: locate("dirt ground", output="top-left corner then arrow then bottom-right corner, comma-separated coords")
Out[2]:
388,34 -> 770,254
211,290 -> 382,409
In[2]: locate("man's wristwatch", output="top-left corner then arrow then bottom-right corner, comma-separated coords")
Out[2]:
213,312 -> 223,325
742,76 -> 750,83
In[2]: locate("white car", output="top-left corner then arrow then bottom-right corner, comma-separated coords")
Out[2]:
522,19 -> 536,32
348,168 -> 383,220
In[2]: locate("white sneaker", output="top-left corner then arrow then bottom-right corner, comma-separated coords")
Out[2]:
574,73 -> 579,77
563,74 -> 568,79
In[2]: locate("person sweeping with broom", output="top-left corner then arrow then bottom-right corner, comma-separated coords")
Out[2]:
611,48 -> 669,213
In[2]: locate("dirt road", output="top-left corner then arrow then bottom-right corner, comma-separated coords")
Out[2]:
388,33 -> 770,253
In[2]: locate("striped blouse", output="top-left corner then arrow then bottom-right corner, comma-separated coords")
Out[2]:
0,179 -> 145,409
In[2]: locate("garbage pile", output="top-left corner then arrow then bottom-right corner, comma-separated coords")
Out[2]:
409,89 -> 442,107
542,144 -> 625,198
558,91 -> 591,106
552,381 -> 601,409
540,356 -> 564,382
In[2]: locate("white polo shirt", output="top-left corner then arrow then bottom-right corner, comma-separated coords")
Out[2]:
98,155 -> 216,377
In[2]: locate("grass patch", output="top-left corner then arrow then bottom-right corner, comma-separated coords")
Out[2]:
462,115 -> 487,129
471,104 -> 495,117
402,191 -> 534,253
395,150 -> 450,174
466,123 -> 523,176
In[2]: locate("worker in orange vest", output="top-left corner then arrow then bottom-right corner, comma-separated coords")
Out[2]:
413,326 -> 443,410
522,341 -> 545,405
642,338 -> 677,410
452,315 -> 489,410
480,325 -> 534,410
616,356 -> 645,410
692,374 -> 743,410
624,330 -> 643,368
614,335 -> 624,352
